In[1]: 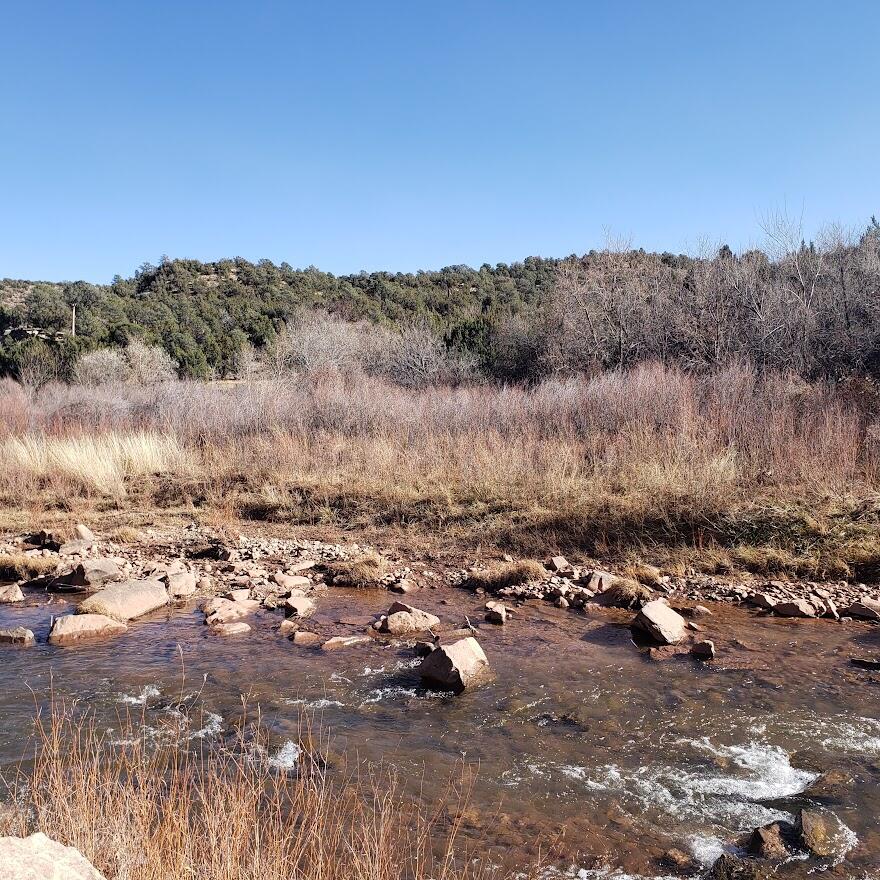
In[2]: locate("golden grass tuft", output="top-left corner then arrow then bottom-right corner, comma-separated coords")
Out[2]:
4,699 -> 498,880
466,560 -> 548,592
595,578 -> 653,609
1,432 -> 192,497
623,562 -> 664,587
0,552 -> 57,581
325,550 -> 386,587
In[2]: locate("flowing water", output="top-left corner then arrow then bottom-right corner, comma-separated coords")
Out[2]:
1,582 -> 879,878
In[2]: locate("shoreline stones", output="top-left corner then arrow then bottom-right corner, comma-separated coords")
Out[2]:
48,614 -> 128,645
419,636 -> 490,693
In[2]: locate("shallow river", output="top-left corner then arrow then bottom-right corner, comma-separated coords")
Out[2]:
1,582 -> 879,879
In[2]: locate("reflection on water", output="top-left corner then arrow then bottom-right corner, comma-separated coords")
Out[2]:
1,582 -> 878,877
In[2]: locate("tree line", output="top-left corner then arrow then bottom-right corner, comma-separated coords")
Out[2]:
2,216 -> 879,385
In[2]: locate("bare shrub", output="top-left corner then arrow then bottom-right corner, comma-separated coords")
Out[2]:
124,339 -> 177,384
76,349 -> 128,385
17,341 -> 59,392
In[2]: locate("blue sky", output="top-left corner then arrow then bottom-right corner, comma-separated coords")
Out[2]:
1,0 -> 878,282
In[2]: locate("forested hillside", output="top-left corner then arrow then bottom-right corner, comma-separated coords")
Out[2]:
3,216 -> 880,382
0,257 -> 560,379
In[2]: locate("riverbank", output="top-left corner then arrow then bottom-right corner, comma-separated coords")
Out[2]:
1,518 -> 879,878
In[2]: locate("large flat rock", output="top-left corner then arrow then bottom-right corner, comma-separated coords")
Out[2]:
77,579 -> 168,622
49,614 -> 128,645
0,832 -> 105,879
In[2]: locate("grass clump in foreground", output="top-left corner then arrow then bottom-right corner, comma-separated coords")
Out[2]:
2,700 -> 499,880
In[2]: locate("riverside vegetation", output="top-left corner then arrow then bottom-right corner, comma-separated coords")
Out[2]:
1,227 -> 880,879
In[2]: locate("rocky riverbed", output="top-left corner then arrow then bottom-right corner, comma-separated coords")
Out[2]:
1,522 -> 879,878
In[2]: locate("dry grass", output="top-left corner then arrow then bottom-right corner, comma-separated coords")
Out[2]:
594,578 -> 653,609
3,699 -> 499,880
0,432 -> 192,497
0,552 -> 57,581
325,550 -> 386,587
0,364 -> 879,577
622,562 -> 664,586
466,560 -> 549,592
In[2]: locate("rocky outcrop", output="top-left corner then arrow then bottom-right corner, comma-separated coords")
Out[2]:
48,614 -> 127,645
0,627 -> 35,647
631,600 -> 686,645
78,579 -> 168,622
374,602 -> 440,635
0,832 -> 105,879
419,636 -> 490,693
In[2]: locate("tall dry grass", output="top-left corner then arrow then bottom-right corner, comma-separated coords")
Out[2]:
0,364 -> 878,572
3,699 -> 494,880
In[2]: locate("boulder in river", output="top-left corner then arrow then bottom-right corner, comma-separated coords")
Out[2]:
292,630 -> 322,646
375,601 -> 440,635
274,572 -> 311,591
484,600 -> 507,624
746,822 -> 789,859
0,584 -> 24,604
48,613 -> 127,645
690,639 -> 716,660
796,808 -> 839,857
78,579 -> 168,622
803,769 -> 853,804
631,599 -> 686,644
419,636 -> 490,693
0,627 -> 35,647
844,597 -> 880,621
0,832 -> 105,879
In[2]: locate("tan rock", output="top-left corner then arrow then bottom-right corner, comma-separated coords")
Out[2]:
419,636 -> 490,693
66,558 -> 120,591
78,579 -> 168,622
274,572 -> 311,591
691,639 -> 716,660
0,584 -> 24,603
203,597 -> 259,625
632,600 -> 686,645
0,831 -> 105,879
845,597 -> 880,621
166,570 -> 197,598
322,635 -> 371,651
292,630 -> 322,646
375,601 -> 440,635
212,622 -> 251,636
774,599 -> 816,618
74,524 -> 96,542
224,588 -> 252,602
0,627 -> 35,647
49,614 -> 127,645
284,596 -> 316,618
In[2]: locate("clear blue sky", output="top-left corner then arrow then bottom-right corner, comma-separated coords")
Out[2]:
1,1 -> 878,283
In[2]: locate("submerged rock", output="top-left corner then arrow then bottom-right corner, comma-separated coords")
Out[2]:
419,636 -> 490,693
212,621 -> 251,636
0,832 -> 105,879
706,854 -> 772,879
48,614 -> 127,645
78,579 -> 168,622
322,635 -> 371,651
203,596 -> 259,625
291,630 -> 322,646
631,600 -> 686,644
